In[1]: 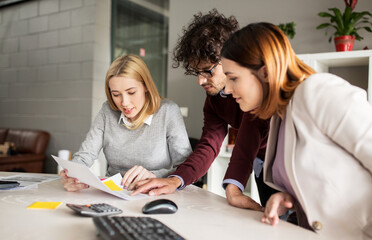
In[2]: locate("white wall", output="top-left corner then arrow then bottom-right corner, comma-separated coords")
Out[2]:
0,0 -> 111,173
167,0 -> 372,139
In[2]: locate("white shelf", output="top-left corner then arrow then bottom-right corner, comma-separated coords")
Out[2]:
207,136 -> 260,204
297,50 -> 372,103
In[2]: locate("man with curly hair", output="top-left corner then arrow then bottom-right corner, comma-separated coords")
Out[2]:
132,9 -> 276,211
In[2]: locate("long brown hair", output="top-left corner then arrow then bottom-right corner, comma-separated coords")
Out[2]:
221,22 -> 315,119
105,54 -> 161,129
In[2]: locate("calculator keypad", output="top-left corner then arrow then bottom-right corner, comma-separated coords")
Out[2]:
67,203 -> 123,217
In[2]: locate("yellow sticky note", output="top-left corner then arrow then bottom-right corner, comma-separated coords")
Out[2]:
103,179 -> 123,191
27,201 -> 62,209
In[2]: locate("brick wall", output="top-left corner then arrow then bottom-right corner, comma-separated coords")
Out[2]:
0,0 -> 110,173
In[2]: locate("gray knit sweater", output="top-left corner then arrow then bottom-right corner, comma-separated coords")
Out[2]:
72,99 -> 192,177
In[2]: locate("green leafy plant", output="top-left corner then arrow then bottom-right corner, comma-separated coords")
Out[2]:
278,22 -> 296,39
316,0 -> 372,42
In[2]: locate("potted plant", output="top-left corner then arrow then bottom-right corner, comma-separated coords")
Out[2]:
278,22 -> 296,39
316,0 -> 372,51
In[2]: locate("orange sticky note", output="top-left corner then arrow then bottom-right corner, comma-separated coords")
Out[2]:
27,201 -> 62,209
103,179 -> 123,191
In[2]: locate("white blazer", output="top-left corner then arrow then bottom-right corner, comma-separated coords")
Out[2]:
263,73 -> 372,239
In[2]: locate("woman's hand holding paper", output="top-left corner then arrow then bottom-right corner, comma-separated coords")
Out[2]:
60,169 -> 90,192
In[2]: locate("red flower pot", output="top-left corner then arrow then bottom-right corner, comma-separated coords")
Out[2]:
334,35 -> 355,51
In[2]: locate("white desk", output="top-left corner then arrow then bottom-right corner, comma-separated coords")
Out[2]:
0,172 -> 323,240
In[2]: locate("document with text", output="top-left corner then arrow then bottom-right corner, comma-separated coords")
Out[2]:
52,155 -> 147,200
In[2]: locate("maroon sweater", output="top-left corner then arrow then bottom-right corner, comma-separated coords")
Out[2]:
172,93 -> 270,188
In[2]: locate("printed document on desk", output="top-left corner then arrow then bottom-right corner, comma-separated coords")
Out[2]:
0,174 -> 59,191
52,155 -> 147,200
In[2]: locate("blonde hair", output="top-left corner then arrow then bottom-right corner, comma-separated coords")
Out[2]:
221,22 -> 316,119
105,54 -> 161,129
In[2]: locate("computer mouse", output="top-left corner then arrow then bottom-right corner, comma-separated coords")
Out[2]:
142,199 -> 178,214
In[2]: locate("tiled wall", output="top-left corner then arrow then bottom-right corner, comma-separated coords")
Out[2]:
0,0 -> 110,173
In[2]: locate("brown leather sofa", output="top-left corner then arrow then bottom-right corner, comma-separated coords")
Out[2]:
0,128 -> 50,173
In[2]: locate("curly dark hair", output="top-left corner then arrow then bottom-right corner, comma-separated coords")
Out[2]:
172,9 -> 239,74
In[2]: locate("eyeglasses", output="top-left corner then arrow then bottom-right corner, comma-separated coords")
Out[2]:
190,62 -> 219,78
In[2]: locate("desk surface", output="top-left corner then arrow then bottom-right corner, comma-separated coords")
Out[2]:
0,172 -> 323,240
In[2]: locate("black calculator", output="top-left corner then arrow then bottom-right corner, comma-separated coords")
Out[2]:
66,203 -> 123,217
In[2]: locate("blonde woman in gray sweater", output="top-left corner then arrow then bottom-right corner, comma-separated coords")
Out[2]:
61,55 -> 192,192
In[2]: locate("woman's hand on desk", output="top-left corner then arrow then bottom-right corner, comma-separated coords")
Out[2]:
60,170 -> 90,192
129,177 -> 182,195
225,184 -> 264,212
122,166 -> 156,190
261,192 -> 294,226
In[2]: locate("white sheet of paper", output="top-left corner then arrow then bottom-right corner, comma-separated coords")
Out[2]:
102,173 -> 123,189
0,174 -> 59,191
52,155 -> 147,200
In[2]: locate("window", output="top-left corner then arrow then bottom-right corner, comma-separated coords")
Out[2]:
111,0 -> 169,97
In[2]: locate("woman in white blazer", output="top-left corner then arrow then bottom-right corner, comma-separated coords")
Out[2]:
220,22 -> 372,239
